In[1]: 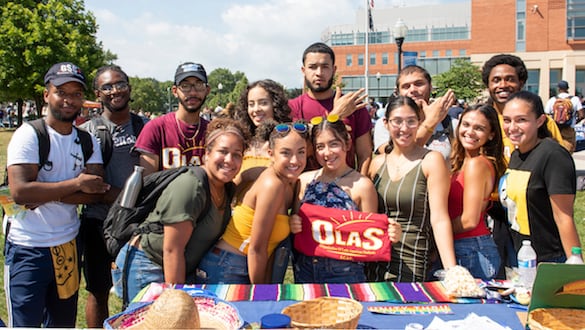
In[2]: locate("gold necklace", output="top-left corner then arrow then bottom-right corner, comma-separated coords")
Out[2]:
175,116 -> 200,142
210,186 -> 226,210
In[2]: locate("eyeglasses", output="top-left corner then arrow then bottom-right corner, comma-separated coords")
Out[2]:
99,81 -> 129,95
274,122 -> 308,134
178,81 -> 207,93
387,117 -> 419,129
310,114 -> 340,126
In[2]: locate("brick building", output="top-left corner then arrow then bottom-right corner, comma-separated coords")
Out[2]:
326,0 -> 585,103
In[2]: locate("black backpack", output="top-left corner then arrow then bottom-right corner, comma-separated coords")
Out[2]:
102,166 -> 210,258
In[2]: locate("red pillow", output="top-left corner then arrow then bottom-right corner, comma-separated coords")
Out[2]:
294,203 -> 391,262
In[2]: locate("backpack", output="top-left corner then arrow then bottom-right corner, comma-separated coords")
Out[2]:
84,113 -> 145,167
102,166 -> 210,259
552,96 -> 574,126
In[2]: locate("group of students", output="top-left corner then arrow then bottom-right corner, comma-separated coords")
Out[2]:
3,43 -> 581,328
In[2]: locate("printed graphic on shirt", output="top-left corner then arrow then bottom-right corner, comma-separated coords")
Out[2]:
499,169 -> 531,235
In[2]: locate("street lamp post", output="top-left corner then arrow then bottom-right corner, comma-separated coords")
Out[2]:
394,18 -> 408,73
376,72 -> 381,102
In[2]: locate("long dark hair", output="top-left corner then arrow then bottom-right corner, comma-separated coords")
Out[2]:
383,95 -> 421,154
450,103 -> 507,178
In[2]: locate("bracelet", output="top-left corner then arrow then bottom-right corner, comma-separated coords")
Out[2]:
422,124 -> 434,134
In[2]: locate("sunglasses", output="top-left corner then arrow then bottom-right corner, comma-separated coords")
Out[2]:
310,114 -> 340,126
274,122 -> 308,134
99,81 -> 129,95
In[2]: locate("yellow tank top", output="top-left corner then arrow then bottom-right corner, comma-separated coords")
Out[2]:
222,204 -> 290,255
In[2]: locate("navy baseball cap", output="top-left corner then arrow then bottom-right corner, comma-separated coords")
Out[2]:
558,80 -> 569,90
174,62 -> 207,85
44,62 -> 86,88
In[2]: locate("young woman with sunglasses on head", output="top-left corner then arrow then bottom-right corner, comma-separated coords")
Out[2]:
499,91 -> 581,263
366,95 -> 456,282
196,122 -> 308,284
449,104 -> 506,280
290,115 -> 402,283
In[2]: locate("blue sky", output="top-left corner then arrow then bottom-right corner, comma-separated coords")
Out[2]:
84,0 -> 465,88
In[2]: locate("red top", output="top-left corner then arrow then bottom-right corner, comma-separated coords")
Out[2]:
448,157 -> 494,240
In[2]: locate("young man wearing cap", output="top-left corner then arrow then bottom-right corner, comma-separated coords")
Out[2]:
134,62 -> 211,175
4,62 -> 109,327
544,80 -> 583,153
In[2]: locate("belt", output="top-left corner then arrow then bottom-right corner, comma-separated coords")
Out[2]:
211,246 -> 222,255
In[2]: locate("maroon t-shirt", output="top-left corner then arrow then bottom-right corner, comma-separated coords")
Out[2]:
134,112 -> 208,170
289,93 -> 371,169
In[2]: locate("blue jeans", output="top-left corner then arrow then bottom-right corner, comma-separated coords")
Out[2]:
293,253 -> 366,284
111,243 -> 164,304
454,235 -> 501,280
196,247 -> 250,284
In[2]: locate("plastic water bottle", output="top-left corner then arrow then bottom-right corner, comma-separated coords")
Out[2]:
565,246 -> 584,264
119,166 -> 144,208
517,240 -> 537,290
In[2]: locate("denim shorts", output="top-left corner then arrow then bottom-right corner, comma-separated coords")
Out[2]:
293,253 -> 366,284
196,246 -> 250,284
454,235 -> 501,280
111,243 -> 164,304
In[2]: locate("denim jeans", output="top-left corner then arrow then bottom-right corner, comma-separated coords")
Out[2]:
293,253 -> 366,284
111,243 -> 164,304
454,235 -> 501,280
196,247 -> 250,284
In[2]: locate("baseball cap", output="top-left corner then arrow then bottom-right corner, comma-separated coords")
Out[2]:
174,62 -> 207,85
558,80 -> 569,90
44,62 -> 86,88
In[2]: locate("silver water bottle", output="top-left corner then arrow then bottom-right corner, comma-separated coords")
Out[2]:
119,165 -> 144,208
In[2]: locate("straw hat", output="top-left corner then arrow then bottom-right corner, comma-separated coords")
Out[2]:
136,289 -> 199,329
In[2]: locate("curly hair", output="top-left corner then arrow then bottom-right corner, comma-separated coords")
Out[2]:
234,79 -> 291,136
481,54 -> 527,87
450,103 -> 507,179
205,117 -> 251,152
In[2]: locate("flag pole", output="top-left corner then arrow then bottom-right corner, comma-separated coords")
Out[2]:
364,0 -> 369,98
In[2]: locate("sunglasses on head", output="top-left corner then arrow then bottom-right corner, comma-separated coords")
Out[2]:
310,114 -> 340,126
274,122 -> 308,134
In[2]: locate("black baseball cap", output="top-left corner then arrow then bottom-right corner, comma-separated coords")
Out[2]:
174,62 -> 207,85
44,62 -> 86,88
558,80 -> 569,90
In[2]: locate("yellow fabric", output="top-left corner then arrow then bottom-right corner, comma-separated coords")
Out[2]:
222,204 -> 290,255
498,113 -> 565,162
50,239 -> 79,299
234,156 -> 271,205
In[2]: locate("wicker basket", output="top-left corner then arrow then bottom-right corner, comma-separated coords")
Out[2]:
281,297 -> 363,329
528,308 -> 585,330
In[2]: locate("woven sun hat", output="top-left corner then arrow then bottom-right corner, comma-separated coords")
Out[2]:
281,297 -> 363,329
104,288 -> 243,330
528,308 -> 585,330
135,289 -> 199,329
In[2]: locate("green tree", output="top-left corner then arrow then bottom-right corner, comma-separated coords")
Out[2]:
0,0 -> 115,124
206,68 -> 248,110
433,58 -> 483,101
128,77 -> 169,115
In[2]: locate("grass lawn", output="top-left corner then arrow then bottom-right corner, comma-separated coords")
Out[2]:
0,128 -> 584,327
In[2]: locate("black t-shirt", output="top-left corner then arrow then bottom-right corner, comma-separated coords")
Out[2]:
499,138 -> 576,261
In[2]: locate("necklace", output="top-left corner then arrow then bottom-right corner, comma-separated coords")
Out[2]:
175,115 -> 200,143
320,168 -> 354,183
210,186 -> 226,210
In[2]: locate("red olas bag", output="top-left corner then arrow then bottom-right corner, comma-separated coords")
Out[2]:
294,203 -> 391,262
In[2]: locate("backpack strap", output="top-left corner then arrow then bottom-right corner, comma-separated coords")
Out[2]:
74,127 -> 94,164
27,119 -> 50,169
89,116 -> 115,167
130,113 -> 145,137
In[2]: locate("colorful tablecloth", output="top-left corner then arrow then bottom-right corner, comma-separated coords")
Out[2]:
139,282 -> 492,304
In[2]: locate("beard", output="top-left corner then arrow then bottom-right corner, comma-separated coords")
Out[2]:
50,106 -> 78,123
305,76 -> 334,94
179,95 -> 207,113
